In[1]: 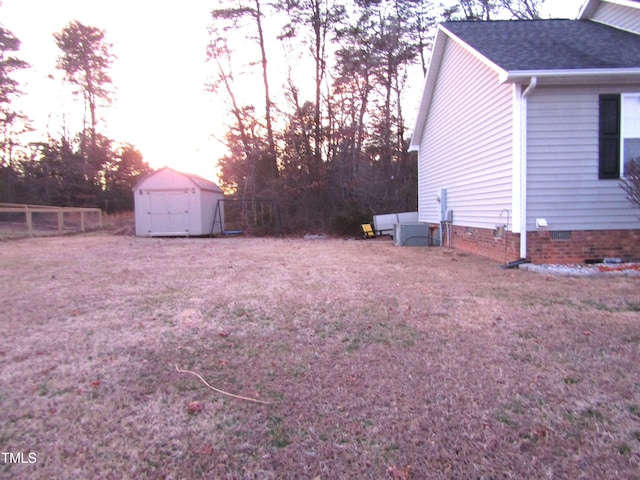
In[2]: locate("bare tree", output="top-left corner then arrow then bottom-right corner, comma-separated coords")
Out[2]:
444,0 -> 546,20
621,159 -> 640,216
0,25 -> 29,168
499,0 -> 544,19
277,0 -> 346,165
210,0 -> 278,192
456,0 -> 499,20
54,21 -> 115,149
207,36 -> 261,198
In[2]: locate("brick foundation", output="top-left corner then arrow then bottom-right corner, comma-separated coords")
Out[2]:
439,224 -> 521,264
436,224 -> 640,264
527,229 -> 640,264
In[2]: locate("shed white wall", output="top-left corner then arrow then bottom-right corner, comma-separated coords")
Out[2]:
591,2 -> 640,34
200,190 -> 224,235
417,36 -> 514,229
526,84 -> 640,231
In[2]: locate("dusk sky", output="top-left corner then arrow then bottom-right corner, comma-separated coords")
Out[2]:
2,0 -> 584,181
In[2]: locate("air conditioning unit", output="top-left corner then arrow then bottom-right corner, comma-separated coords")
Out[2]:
393,223 -> 430,247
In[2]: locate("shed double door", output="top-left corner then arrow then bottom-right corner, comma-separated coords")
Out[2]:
147,190 -> 190,235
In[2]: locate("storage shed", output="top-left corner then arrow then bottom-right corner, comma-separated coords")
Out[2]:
133,167 -> 224,237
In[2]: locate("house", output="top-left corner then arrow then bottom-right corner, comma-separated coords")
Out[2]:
132,167 -> 224,237
409,0 -> 640,264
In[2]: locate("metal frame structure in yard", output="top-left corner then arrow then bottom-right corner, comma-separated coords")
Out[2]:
211,199 -> 283,237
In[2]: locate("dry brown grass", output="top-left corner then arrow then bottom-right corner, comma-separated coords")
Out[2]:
1,234 -> 639,479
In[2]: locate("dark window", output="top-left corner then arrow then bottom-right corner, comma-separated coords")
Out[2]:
599,94 -> 620,179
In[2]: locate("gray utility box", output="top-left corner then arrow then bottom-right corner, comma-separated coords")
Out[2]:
393,222 -> 430,247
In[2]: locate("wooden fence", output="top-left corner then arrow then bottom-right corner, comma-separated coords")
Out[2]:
0,203 -> 103,238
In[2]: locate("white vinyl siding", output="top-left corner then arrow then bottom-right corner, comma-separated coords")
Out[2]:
591,2 -> 640,34
418,37 -> 513,229
526,85 -> 640,231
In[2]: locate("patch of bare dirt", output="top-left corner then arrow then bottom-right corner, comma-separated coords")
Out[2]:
1,234 -> 639,479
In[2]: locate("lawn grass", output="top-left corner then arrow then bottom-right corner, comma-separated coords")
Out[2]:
1,234 -> 639,479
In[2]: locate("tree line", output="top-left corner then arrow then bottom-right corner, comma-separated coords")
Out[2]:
0,20 -> 152,212
0,0 -> 546,227
207,0 -> 546,233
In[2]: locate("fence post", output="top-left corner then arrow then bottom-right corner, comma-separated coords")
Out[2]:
58,210 -> 64,233
1,204 -> 103,237
25,206 -> 33,237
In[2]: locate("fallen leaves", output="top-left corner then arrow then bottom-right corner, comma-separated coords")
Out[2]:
186,401 -> 203,414
193,442 -> 214,455
598,263 -> 640,273
387,465 -> 410,480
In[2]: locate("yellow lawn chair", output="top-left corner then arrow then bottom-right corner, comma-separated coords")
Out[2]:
361,223 -> 375,239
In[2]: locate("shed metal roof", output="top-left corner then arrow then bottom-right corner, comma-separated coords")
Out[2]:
133,167 -> 223,193
184,171 -> 223,193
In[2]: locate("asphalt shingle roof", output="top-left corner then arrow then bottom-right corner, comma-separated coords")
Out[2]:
443,19 -> 640,72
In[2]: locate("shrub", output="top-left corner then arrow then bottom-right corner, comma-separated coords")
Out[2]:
621,158 -> 640,215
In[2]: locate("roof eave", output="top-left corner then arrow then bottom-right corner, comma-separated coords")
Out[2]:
131,166 -> 164,192
409,27 -> 448,152
501,68 -> 640,85
580,0 -> 640,19
578,0 -> 600,19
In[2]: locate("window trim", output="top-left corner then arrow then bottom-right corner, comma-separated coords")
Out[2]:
621,93 -> 640,178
